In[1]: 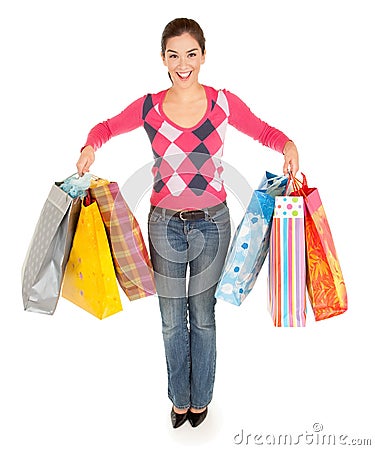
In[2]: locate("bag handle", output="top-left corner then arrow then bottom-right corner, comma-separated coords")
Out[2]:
64,172 -> 101,181
286,172 -> 308,198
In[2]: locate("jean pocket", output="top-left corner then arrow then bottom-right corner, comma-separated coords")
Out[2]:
209,205 -> 230,224
148,209 -> 164,223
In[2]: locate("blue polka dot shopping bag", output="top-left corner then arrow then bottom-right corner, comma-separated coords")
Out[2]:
215,172 -> 287,306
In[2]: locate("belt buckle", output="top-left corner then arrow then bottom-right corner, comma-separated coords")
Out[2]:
179,210 -> 188,221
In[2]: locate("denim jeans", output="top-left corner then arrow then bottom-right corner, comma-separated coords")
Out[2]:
148,204 -> 231,410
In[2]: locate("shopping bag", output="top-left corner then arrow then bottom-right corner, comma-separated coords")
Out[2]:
290,174 -> 348,320
22,181 -> 81,314
89,180 -> 156,300
268,196 -> 306,326
61,200 -> 122,319
215,172 -> 287,305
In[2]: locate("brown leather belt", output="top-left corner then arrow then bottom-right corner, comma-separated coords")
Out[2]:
150,201 -> 227,221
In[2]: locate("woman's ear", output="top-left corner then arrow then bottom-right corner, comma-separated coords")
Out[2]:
201,50 -> 206,65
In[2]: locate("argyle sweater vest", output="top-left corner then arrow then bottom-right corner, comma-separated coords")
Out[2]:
142,88 -> 230,209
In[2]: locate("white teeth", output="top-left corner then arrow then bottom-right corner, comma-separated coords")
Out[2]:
177,72 -> 191,79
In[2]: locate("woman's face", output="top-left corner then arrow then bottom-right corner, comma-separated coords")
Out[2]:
162,33 -> 205,88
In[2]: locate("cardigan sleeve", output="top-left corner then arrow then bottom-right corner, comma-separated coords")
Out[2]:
224,89 -> 290,154
83,95 -> 146,151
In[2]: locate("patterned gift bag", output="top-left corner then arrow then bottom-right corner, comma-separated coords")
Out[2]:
215,172 -> 287,305
268,196 -> 306,327
90,180 -> 156,300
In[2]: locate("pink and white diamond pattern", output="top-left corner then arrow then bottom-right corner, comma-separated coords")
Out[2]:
143,87 -> 230,208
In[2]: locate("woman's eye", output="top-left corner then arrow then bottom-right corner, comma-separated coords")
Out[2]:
169,54 -> 178,59
188,53 -> 197,58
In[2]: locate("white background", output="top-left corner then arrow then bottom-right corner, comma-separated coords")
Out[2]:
1,0 -> 374,448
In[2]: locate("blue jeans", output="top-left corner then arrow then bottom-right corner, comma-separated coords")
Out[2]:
148,204 -> 231,410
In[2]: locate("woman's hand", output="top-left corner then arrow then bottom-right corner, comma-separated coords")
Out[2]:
76,146 -> 95,176
282,141 -> 299,176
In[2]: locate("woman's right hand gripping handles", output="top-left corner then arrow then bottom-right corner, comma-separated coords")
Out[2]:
76,145 -> 95,177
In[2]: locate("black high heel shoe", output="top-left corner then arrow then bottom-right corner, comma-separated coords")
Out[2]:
171,407 -> 189,428
188,407 -> 208,428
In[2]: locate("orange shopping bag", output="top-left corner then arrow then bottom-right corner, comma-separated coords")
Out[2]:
290,173 -> 348,321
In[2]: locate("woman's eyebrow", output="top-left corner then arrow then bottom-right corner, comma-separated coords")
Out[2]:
166,48 -> 199,54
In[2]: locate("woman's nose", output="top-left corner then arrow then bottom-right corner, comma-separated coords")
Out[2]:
178,55 -> 189,67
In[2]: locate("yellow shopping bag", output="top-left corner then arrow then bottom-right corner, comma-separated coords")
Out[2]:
62,200 -> 122,319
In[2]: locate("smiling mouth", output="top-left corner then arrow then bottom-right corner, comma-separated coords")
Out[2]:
176,71 -> 192,80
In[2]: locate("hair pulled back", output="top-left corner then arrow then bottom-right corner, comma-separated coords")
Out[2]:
161,18 -> 206,56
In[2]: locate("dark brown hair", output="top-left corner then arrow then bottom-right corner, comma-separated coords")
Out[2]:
161,18 -> 206,56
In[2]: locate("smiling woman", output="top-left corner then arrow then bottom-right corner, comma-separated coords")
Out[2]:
161,21 -> 207,128
75,17 -> 299,430
163,34 -> 205,84
161,33 -> 208,129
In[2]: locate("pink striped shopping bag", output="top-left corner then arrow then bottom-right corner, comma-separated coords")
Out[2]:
268,196 -> 306,327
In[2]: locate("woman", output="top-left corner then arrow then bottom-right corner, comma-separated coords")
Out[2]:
76,18 -> 299,429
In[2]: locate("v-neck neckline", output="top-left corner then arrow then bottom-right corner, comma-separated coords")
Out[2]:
159,84 -> 210,131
